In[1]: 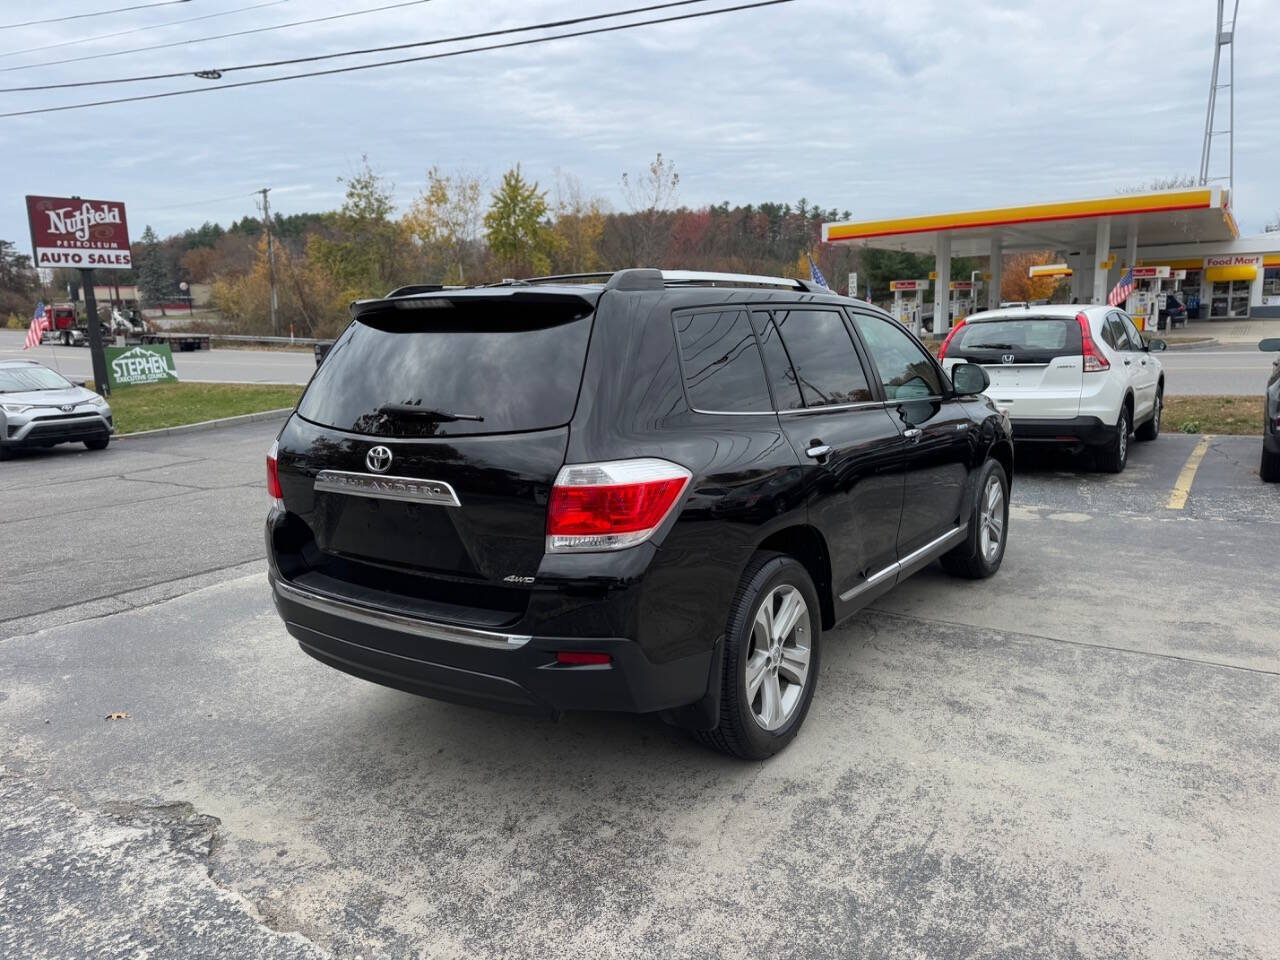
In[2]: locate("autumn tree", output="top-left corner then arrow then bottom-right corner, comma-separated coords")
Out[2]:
307,157 -> 411,300
549,172 -> 606,274
484,165 -> 555,277
618,152 -> 679,266
404,167 -> 484,284
1001,251 -> 1066,303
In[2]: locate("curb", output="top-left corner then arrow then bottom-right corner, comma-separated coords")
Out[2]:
1162,337 -> 1219,351
117,407 -> 293,440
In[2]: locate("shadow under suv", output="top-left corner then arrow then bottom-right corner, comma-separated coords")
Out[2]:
266,269 -> 1013,758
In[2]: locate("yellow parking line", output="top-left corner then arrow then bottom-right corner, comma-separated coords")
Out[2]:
1166,436 -> 1213,510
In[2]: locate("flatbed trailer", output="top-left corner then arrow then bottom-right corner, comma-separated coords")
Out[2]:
133,331 -> 211,352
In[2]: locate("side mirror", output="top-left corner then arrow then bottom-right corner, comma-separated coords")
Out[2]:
1260,338 -> 1280,352
950,362 -> 990,395
1147,338 -> 1168,352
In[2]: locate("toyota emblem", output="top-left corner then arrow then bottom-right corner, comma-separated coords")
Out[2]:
365,445 -> 393,473
60,404 -> 76,412
1001,354 -> 1016,364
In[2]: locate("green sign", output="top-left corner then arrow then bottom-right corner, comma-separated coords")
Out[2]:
105,343 -> 179,388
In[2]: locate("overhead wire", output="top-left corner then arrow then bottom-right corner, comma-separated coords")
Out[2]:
0,0 -> 792,118
0,0 -> 432,71
0,1 -> 192,31
1,0 -> 719,91
0,0 -> 291,60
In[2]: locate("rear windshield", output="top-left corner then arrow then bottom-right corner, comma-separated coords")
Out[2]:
952,318 -> 1082,363
297,297 -> 593,437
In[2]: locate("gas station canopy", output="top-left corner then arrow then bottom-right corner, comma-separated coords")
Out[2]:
821,188 -> 1238,257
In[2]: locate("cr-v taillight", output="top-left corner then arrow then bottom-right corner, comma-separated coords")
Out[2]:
937,318 -> 966,361
267,439 -> 284,507
546,458 -> 691,553
1078,311 -> 1110,372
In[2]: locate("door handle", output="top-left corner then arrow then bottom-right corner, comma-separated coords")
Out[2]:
1123,359 -> 1132,366
805,443 -> 831,460
903,428 -> 923,443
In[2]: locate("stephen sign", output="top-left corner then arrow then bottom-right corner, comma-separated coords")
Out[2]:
25,195 -> 132,270
105,344 -> 179,389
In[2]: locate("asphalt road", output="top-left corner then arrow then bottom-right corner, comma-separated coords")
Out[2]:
0,328 -> 316,385
2,421 -> 1278,959
4,328 -> 1277,395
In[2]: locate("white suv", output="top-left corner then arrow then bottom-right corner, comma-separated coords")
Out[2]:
939,304 -> 1166,472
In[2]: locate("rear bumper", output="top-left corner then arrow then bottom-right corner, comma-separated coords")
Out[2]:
269,573 -> 715,717
1009,416 -> 1113,446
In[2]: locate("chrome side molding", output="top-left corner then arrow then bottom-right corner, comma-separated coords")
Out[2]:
839,525 -> 967,603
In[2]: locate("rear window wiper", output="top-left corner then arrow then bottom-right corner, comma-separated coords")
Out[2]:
377,402 -> 484,423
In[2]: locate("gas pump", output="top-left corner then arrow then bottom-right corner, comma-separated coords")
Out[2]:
889,279 -> 929,335
1129,266 -> 1171,331
949,280 -> 975,320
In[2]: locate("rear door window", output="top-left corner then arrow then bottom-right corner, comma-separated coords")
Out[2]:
675,309 -> 772,413
297,296 -> 593,437
1118,314 -> 1144,350
770,308 -> 873,408
951,317 -> 1083,364
751,312 -> 804,411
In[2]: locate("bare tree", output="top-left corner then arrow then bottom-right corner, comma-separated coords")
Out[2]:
619,152 -> 680,266
1117,174 -> 1198,194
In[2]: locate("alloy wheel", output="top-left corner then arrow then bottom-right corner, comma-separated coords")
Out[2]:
980,475 -> 1004,562
745,584 -> 811,731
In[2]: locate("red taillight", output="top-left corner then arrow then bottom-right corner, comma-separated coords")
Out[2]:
937,318 -> 966,361
546,458 -> 691,553
556,651 -> 612,666
1078,311 -> 1110,373
266,440 -> 283,503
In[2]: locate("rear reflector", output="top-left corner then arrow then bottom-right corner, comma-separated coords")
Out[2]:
547,458 -> 691,553
556,651 -> 611,666
266,439 -> 284,506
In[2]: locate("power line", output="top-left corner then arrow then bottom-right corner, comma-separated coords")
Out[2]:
0,0 -> 290,60
0,0 -> 719,91
0,0 -> 431,72
0,0 -> 791,118
0,1 -> 191,31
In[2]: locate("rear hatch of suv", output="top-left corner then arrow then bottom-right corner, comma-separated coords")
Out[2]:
945,315 -> 1084,419
272,289 -> 597,627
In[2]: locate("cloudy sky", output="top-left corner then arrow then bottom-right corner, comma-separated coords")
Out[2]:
2,0 -> 1277,248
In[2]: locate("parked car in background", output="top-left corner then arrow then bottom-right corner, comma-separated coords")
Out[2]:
266,269 -> 1014,759
0,359 -> 113,459
1260,337 -> 1280,483
938,304 -> 1166,473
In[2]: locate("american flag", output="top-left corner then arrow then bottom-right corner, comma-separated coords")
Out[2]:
24,302 -> 50,350
807,253 -> 828,289
1107,268 -> 1135,307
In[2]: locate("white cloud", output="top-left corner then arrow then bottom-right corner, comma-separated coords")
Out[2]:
1,0 -> 1277,243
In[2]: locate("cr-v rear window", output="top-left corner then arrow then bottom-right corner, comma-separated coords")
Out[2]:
296,295 -> 593,437
952,317 -> 1083,363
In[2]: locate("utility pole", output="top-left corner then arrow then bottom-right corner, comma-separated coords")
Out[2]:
258,187 -> 278,336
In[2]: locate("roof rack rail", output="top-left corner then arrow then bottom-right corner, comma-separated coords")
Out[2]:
660,270 -> 825,292
480,269 -> 832,293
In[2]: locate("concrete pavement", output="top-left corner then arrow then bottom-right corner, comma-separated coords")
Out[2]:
1,421 -> 1278,959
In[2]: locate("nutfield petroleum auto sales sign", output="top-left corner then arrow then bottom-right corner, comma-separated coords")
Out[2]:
25,194 -> 132,270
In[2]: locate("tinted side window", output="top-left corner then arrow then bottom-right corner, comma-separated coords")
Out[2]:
751,312 -> 804,410
675,309 -> 772,412
1099,317 -> 1122,350
852,314 -> 945,400
1119,314 -> 1144,350
771,308 -> 873,408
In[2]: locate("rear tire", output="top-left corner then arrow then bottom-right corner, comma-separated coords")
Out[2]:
0,445 -> 12,462
1096,405 -> 1130,473
941,458 -> 1009,579
696,553 -> 821,761
1262,447 -> 1280,483
84,435 -> 109,451
61,330 -> 72,347
1135,389 -> 1162,441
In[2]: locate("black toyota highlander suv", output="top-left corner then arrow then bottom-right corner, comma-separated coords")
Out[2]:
266,269 -> 1013,759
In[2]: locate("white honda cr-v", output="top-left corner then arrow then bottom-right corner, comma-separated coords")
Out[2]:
939,304 -> 1167,472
